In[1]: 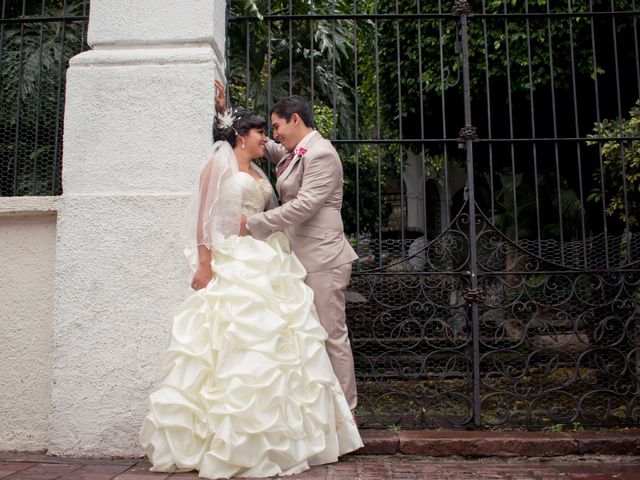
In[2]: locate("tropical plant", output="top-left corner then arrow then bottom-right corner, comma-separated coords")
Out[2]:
587,99 -> 640,229
226,0 -> 363,138
491,168 -> 585,241
360,0 -> 637,141
1,1 -> 86,126
227,0 -> 384,235
0,0 -> 87,196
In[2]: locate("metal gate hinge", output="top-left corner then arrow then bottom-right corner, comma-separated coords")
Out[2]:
453,0 -> 472,15
457,125 -> 478,142
463,288 -> 485,303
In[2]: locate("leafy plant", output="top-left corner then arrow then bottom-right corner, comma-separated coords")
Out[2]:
226,0 -> 361,138
0,0 -> 87,196
587,99 -> 640,229
547,423 -> 564,432
1,1 -> 86,126
356,0 -> 636,141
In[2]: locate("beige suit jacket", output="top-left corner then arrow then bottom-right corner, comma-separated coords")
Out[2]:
247,131 -> 358,273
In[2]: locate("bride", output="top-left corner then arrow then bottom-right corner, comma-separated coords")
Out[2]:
140,107 -> 363,478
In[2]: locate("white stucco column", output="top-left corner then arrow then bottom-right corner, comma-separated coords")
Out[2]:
404,152 -> 425,232
49,0 -> 226,456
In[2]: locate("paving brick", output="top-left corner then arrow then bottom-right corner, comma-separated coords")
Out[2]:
359,462 -> 388,470
359,431 -> 399,455
73,464 -> 133,475
113,463 -> 169,480
564,475 -> 625,480
0,463 -> 36,471
121,462 -> 154,473
0,462 -> 36,479
4,463 -> 82,479
0,451 -> 639,480
575,433 -> 640,456
289,466 -> 329,479
61,475 -> 120,480
165,473 -> 198,479
112,475 -> 170,480
59,463 -> 135,480
560,463 -> 640,473
397,431 -> 578,457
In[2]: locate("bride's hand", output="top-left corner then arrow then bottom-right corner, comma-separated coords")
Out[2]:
191,264 -> 214,290
214,79 -> 227,114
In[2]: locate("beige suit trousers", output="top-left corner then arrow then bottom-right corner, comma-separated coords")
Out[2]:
305,262 -> 358,410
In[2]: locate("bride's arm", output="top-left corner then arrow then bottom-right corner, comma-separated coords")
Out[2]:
214,79 -> 286,165
264,139 -> 287,165
191,160 -> 215,290
214,79 -> 227,115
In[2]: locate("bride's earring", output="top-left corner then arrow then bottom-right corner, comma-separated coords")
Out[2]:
242,138 -> 246,148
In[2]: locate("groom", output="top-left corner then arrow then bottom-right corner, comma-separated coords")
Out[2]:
243,95 -> 358,410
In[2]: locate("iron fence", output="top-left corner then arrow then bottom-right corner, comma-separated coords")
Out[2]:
6,0 -> 636,430
0,0 -> 89,197
228,0 -> 640,428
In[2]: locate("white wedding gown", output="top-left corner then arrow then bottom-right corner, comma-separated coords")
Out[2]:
140,172 -> 363,479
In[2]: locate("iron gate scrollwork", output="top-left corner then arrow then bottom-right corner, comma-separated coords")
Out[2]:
227,0 -> 640,428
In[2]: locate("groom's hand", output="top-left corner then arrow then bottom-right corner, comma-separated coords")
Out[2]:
240,215 -> 250,236
245,214 -> 271,239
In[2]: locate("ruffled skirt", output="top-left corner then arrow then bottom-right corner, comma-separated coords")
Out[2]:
140,232 -> 362,478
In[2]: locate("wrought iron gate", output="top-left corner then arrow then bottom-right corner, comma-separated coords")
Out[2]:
227,0 -> 640,428
0,1 -> 90,196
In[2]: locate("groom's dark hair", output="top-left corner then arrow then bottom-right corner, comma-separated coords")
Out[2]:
271,95 -> 315,128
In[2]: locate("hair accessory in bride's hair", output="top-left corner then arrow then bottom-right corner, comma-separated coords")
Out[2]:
216,108 -> 239,133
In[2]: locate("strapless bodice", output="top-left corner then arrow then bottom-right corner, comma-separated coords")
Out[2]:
219,172 -> 273,216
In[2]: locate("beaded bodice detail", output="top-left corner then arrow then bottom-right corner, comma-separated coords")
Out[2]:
235,172 -> 273,216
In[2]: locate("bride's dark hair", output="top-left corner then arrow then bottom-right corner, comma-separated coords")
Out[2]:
213,108 -> 266,148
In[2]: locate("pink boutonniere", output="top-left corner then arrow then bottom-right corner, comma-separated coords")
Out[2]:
294,146 -> 308,157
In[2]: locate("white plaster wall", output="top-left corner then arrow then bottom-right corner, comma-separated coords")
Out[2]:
50,57 -> 216,456
49,0 -> 226,456
0,200 -> 57,452
50,194 -> 191,456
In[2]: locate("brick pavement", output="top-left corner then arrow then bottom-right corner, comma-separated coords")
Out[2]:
3,431 -> 640,480
2,455 -> 640,480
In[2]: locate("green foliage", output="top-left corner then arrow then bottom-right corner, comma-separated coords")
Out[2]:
361,0 -> 635,140
0,1 -> 85,127
587,100 -> 640,228
226,0 -> 360,138
493,172 -> 534,239
491,168 -> 585,241
1,0 -> 86,196
341,144 -> 387,235
228,0 -> 383,234
227,0 -> 635,238
546,422 -> 586,432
